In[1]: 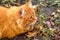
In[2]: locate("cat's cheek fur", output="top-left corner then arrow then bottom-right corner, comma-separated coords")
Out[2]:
29,17 -> 37,30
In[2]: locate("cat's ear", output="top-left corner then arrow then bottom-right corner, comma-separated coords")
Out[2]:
20,9 -> 25,17
28,0 -> 33,8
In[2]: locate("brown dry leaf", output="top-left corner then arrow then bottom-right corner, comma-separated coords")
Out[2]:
51,12 -> 56,15
52,29 -> 57,34
40,25 -> 43,30
51,21 -> 55,26
58,23 -> 60,28
57,8 -> 60,13
26,31 -> 37,37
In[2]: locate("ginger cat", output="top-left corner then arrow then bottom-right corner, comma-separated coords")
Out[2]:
0,0 -> 37,39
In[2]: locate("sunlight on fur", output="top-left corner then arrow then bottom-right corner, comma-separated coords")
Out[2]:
0,0 -> 37,39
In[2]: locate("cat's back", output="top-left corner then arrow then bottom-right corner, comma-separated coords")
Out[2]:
0,6 -> 8,13
0,6 -> 8,22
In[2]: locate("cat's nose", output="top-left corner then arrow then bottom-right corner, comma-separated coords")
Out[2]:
34,17 -> 37,23
35,17 -> 37,21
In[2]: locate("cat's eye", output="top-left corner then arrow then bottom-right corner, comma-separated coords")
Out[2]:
19,9 -> 25,17
30,16 -> 32,19
19,11 -> 23,18
20,11 -> 22,15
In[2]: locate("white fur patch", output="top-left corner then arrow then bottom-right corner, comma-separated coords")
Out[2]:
21,9 -> 25,16
29,1 -> 33,8
16,19 -> 20,25
16,19 -> 22,29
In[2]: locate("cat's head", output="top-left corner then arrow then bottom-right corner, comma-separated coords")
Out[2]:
7,0 -> 37,32
19,7 -> 37,29
18,0 -> 37,30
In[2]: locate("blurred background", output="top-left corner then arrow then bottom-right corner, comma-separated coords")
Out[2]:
0,0 -> 60,40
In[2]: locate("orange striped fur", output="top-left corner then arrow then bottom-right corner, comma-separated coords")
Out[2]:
0,0 -> 37,38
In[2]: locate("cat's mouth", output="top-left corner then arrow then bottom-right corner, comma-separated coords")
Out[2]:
29,18 -> 37,30
31,17 -> 37,25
